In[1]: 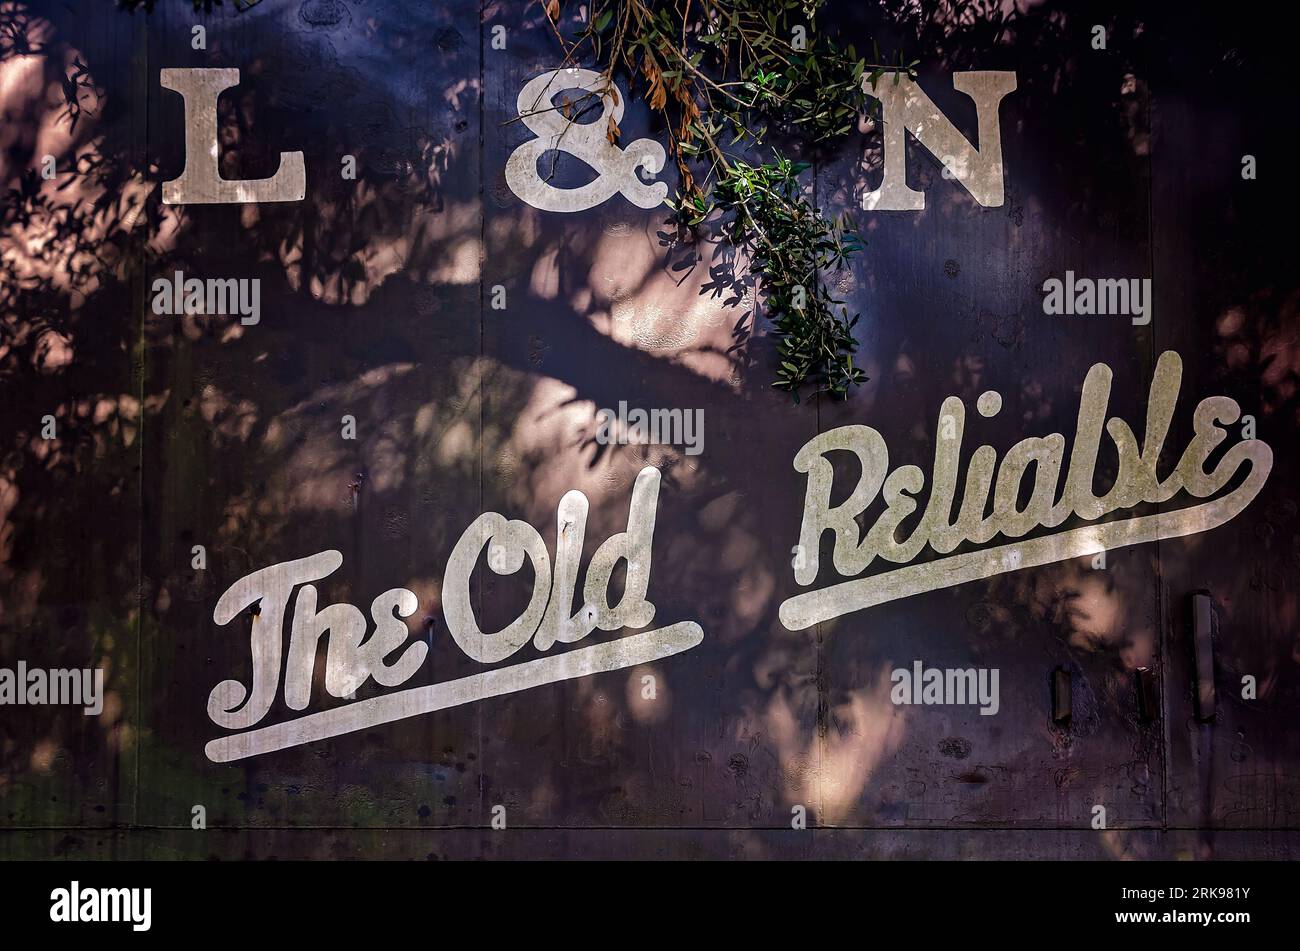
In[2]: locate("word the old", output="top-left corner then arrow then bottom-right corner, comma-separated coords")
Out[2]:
204,467 -> 704,762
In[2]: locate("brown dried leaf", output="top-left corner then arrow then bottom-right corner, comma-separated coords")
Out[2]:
649,81 -> 667,111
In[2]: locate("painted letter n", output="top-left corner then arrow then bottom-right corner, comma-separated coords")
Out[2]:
862,71 -> 1017,211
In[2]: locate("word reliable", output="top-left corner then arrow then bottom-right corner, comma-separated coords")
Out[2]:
779,351 -> 1271,628
204,352 -> 1267,760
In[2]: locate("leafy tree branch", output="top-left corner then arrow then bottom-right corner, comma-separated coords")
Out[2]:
540,0 -> 915,400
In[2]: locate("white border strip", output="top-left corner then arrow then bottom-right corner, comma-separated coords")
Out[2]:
205,622 -> 704,763
779,475 -> 1267,631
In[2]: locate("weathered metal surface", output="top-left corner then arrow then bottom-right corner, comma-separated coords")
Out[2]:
1,0 -> 1297,859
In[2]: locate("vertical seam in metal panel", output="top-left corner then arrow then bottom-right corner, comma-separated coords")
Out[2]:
476,0 -> 486,846
812,155 -> 823,847
133,0 -> 150,835
1146,37 -> 1168,839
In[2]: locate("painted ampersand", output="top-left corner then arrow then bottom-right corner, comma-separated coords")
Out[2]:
504,68 -> 668,213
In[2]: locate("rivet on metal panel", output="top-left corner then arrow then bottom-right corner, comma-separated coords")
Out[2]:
1051,666 -> 1071,724
1191,590 -> 1217,722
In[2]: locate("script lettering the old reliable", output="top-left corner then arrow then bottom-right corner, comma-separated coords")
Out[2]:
204,352 -> 1269,761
